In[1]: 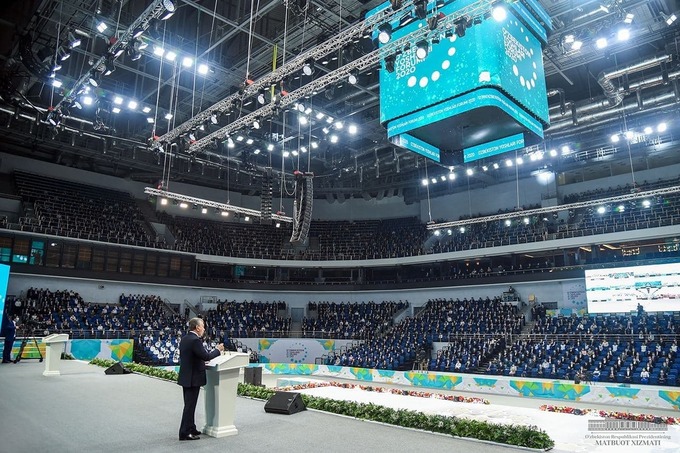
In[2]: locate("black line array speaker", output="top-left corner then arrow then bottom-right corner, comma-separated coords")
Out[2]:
264,391 -> 306,415
104,361 -> 132,375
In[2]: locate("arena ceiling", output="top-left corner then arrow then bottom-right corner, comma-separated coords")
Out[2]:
1,0 -> 680,202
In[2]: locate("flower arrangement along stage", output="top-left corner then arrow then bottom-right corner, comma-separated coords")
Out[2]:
539,405 -> 679,425
88,359 -> 553,449
275,380 -> 491,404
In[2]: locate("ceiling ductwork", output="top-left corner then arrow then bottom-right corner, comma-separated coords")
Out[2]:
597,55 -> 673,108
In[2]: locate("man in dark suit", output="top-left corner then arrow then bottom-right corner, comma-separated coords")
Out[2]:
177,317 -> 224,441
1,308 -> 17,363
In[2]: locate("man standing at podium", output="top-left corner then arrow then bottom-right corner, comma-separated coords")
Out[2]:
178,317 -> 224,441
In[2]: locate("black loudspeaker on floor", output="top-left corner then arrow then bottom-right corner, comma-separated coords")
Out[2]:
104,362 -> 132,375
263,391 -> 306,415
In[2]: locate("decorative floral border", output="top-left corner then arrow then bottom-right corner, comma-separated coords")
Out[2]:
539,404 -> 679,425
275,380 -> 491,404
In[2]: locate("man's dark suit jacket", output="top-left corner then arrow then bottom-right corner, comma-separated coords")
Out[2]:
177,332 -> 221,387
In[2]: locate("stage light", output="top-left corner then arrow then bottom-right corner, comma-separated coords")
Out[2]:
96,21 -> 108,33
246,138 -> 254,145
253,119 -> 260,129
348,72 -> 358,85
422,178 -> 428,186
153,45 -> 165,57
146,117 -> 155,123
466,168 -> 473,176
253,148 -> 261,155
221,211 -> 229,217
127,42 -> 142,61
454,18 -> 467,38
504,220 -> 512,226
596,37 -> 608,49
132,27 -> 144,38
291,150 -> 298,156
378,24 -> 392,44
384,54 -> 396,73
210,114 -> 218,124
448,172 -> 455,180
428,15 -> 439,31
516,157 -> 524,165
113,96 -> 123,105
257,90 -> 266,104
597,206 -> 606,214
198,64 -> 209,75
666,13 -> 677,26
182,57 -> 193,68
657,122 -> 667,132
459,227 -> 465,233
571,40 -> 583,51
624,130 -> 634,139
561,145 -> 570,154
431,178 -> 437,184
57,47 -> 71,61
624,12 -> 634,24
642,199 -> 651,208
299,116 -> 308,125
617,28 -> 630,41
52,79 -> 63,88
492,163 -> 499,169
161,0 -> 176,20
415,40 -> 428,60
505,159 -> 513,167
188,132 -> 196,141
112,107 -> 121,114
311,141 -> 318,149
644,126 -> 653,135
142,106 -> 151,113
88,72 -> 101,87
179,202 -> 188,209
549,149 -> 557,157
315,112 -> 325,120
302,59 -> 314,76
283,151 -> 290,158
491,2 -> 507,22
610,134 -> 619,143
330,134 -> 338,143
104,58 -> 115,76
164,113 -> 173,120
267,143 -> 275,151
348,124 -> 358,134
414,0 -> 427,19
68,32 -> 81,48
128,100 -> 138,110
165,51 -> 177,62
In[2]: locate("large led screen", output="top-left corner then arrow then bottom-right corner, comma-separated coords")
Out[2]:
0,264 -> 9,327
585,263 -> 680,313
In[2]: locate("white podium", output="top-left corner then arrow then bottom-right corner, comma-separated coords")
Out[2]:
203,352 -> 249,438
42,334 -> 69,376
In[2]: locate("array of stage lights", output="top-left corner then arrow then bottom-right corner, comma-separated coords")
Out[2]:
420,118 -> 672,187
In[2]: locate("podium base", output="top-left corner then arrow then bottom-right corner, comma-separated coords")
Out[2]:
202,424 -> 238,438
43,370 -> 61,376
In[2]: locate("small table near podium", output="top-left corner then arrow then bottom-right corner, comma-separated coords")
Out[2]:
203,351 -> 250,438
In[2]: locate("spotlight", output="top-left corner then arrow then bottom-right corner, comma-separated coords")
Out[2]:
112,107 -> 121,114
132,27 -> 144,38
161,0 -> 176,20
384,54 -> 396,73
128,100 -> 138,110
378,24 -> 392,44
415,40 -> 428,60
153,45 -> 165,57
127,41 -> 142,61
68,32 -> 81,48
623,12 -> 634,24
644,126 -> 653,135
165,51 -> 177,61
52,79 -> 63,88
595,37 -> 608,49
257,89 -> 266,104
57,47 -> 71,61
422,178 -> 429,186
448,173 -> 455,180
88,71 -> 101,87
428,15 -> 439,31
142,106 -> 151,113
665,13 -> 677,26
466,168 -> 473,176
617,28 -> 630,41
657,122 -> 667,132
253,119 -> 260,129
267,143 -> 275,151
164,113 -> 173,120
198,64 -> 209,75
454,18 -> 467,38
302,59 -> 314,76
96,21 -> 108,33
113,96 -> 123,105
330,134 -> 338,143
491,2 -> 507,22
146,117 -> 155,123
104,58 -> 115,76
414,0 -> 427,19
210,114 -> 218,124
348,124 -> 358,134
348,72 -> 358,85
182,57 -> 193,68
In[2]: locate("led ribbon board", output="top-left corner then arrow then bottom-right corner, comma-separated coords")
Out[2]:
370,0 -> 551,161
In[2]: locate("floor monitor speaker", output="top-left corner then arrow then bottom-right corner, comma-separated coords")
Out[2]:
264,391 -> 306,415
104,361 -> 132,375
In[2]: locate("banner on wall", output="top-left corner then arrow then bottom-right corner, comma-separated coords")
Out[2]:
237,338 -> 355,364
66,339 -> 134,362
562,281 -> 587,310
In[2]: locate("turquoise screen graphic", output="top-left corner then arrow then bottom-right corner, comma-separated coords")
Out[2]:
370,0 -> 551,160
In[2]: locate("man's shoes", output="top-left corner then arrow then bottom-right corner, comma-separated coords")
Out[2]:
190,430 -> 202,436
179,434 -> 200,441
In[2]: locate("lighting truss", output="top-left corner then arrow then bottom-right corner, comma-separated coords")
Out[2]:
54,0 -> 175,113
143,187 -> 294,222
186,0 -> 493,155
427,185 -> 680,230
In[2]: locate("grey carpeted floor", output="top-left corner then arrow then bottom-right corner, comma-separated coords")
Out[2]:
0,360 -> 528,453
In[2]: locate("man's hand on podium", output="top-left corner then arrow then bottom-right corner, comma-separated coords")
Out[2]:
216,344 -> 225,354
